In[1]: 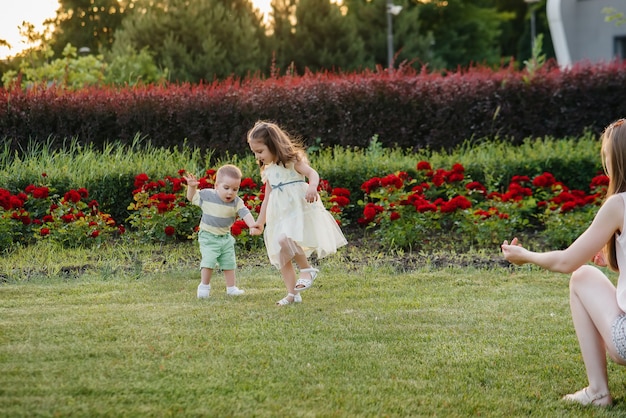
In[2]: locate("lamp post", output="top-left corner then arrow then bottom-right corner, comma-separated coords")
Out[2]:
386,0 -> 403,70
525,0 -> 540,52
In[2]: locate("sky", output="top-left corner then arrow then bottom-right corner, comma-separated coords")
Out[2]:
0,0 -> 273,60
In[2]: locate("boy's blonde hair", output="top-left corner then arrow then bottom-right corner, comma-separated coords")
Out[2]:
216,164 -> 242,182
246,120 -> 307,168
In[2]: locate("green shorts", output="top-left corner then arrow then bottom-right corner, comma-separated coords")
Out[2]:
198,230 -> 237,270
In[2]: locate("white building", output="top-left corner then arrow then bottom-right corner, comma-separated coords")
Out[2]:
547,0 -> 626,67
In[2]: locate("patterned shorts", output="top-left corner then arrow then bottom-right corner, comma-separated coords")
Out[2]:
611,314 -> 626,362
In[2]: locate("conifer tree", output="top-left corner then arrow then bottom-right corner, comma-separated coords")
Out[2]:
48,0 -> 128,56
270,0 -> 366,74
113,0 -> 269,82
344,0 -> 436,70
417,0 -> 509,69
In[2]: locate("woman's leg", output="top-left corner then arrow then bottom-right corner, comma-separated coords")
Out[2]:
568,265 -> 624,399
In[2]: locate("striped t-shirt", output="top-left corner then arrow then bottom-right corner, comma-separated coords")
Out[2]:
191,188 -> 251,235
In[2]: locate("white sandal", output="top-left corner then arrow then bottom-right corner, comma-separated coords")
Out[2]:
276,293 -> 297,306
562,387 -> 612,407
295,267 -> 319,292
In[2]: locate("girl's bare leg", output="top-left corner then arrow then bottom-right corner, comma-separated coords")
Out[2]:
276,236 -> 310,300
294,252 -> 311,273
279,262 -> 297,302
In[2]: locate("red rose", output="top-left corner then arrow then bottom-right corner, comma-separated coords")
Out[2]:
134,173 -> 150,188
64,190 -> 82,203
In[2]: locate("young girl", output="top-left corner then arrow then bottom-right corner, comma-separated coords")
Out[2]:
247,121 -> 348,306
501,118 -> 626,407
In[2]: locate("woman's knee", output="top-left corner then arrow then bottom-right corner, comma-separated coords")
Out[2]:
608,350 -> 626,365
569,265 -> 599,288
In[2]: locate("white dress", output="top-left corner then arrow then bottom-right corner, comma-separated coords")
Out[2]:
262,162 -> 347,269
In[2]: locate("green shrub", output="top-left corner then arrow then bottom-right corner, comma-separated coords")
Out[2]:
0,182 -> 122,251
125,170 -> 351,247
356,161 -> 607,251
125,172 -> 202,243
0,134 -> 608,253
538,207 -> 597,250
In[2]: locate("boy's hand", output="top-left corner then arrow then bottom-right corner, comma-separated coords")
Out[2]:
183,172 -> 200,188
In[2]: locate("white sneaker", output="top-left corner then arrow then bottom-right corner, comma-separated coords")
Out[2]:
197,283 -> 211,298
226,286 -> 245,296
294,293 -> 302,303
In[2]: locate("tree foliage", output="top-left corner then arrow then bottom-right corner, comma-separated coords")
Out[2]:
269,0 -> 366,73
0,0 -> 555,83
344,0 -> 437,70
113,0 -> 268,82
48,0 -> 129,56
2,44 -> 167,89
604,7 -> 626,26
417,0 -> 512,69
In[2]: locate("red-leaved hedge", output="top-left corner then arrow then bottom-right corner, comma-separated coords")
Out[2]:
2,60 -> 626,155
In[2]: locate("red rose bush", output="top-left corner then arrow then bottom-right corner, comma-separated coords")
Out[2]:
357,161 -> 607,250
0,175 -> 122,250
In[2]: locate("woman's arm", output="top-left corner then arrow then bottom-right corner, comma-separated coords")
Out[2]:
502,194 -> 624,273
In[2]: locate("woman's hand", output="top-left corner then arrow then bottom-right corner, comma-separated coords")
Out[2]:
592,251 -> 607,267
501,237 -> 528,266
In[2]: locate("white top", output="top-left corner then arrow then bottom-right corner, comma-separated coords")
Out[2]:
615,193 -> 626,311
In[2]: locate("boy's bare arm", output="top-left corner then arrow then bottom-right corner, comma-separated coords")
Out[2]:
242,213 -> 263,235
241,212 -> 256,229
183,173 -> 199,201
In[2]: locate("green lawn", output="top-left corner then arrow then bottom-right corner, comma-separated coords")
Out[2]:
1,243 -> 625,417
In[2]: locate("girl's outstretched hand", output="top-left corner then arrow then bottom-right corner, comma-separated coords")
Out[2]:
501,237 -> 528,266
